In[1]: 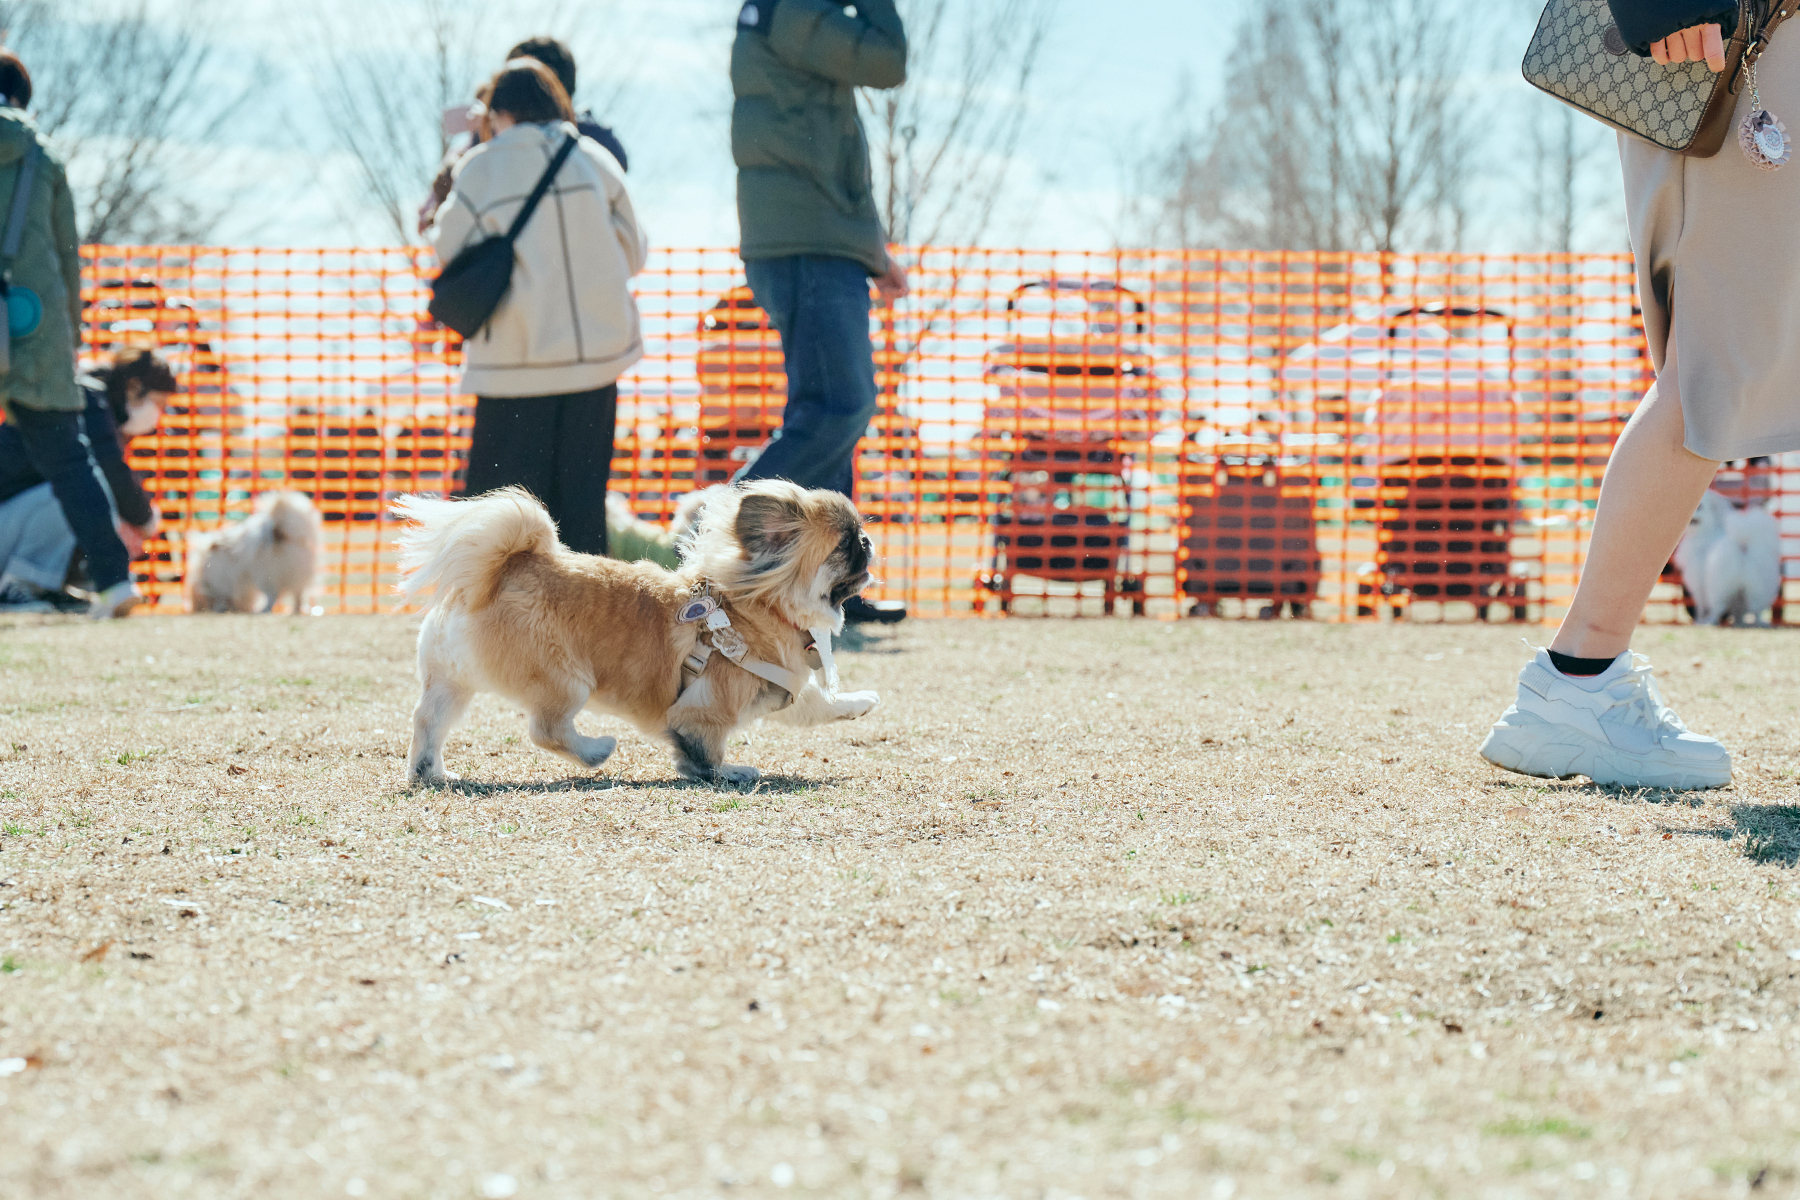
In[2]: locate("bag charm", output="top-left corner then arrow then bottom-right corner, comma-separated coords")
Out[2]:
1740,60 -> 1791,170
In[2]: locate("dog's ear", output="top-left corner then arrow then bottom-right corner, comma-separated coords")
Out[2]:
736,491 -> 806,560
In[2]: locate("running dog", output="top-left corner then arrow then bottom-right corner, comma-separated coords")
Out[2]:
392,482 -> 879,787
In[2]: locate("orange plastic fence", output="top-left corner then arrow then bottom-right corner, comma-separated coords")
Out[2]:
75,244 -> 1797,620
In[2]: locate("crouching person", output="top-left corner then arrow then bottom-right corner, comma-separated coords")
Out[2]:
0,350 -> 174,613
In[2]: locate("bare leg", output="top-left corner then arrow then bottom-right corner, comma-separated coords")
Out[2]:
408,674 -> 474,786
526,698 -> 618,771
1550,365 -> 1718,660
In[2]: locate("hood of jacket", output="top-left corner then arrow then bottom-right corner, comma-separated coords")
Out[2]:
0,107 -> 43,166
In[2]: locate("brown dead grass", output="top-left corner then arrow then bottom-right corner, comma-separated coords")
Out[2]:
3,614 -> 1800,1199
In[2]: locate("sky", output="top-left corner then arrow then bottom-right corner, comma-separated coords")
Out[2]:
69,0 -> 1628,253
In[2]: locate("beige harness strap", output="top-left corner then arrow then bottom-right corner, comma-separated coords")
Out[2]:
675,587 -> 808,709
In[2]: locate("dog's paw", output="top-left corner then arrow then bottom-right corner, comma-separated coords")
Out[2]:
714,764 -> 761,786
578,736 -> 618,769
833,690 -> 879,720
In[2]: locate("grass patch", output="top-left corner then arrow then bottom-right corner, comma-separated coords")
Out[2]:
1483,1117 -> 1592,1139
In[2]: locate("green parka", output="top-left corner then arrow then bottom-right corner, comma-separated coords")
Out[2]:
0,108 -> 80,417
731,0 -> 907,277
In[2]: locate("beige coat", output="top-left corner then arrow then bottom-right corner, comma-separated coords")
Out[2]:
431,122 -> 648,398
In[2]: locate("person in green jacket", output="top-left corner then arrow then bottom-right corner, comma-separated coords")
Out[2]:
729,0 -> 909,625
0,51 -> 140,619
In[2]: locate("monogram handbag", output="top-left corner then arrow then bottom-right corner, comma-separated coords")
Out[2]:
428,132 -> 578,339
1521,0 -> 1794,158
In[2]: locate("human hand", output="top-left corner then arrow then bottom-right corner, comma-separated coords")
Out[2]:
1651,23 -> 1725,72
118,522 -> 147,559
874,258 -> 909,303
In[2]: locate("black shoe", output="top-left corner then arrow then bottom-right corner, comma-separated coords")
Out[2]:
843,595 -> 906,624
40,588 -> 92,615
0,580 -> 51,613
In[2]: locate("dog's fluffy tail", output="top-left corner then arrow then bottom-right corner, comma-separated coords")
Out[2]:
393,487 -> 560,609
258,490 -> 323,547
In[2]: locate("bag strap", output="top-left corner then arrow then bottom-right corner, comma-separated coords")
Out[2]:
1748,1 -> 1800,73
1,141 -> 42,266
501,130 -> 578,245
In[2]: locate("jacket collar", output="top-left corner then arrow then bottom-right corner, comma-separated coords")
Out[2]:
489,121 -> 574,149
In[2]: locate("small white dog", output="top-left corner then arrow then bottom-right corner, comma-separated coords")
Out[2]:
1675,490 -> 1781,626
187,491 -> 323,613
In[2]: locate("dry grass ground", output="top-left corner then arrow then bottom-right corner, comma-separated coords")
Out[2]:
3,614 -> 1800,1199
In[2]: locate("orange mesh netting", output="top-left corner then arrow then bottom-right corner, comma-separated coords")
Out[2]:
71,245 -> 1796,621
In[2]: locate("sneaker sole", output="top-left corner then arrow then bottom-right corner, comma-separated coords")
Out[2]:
89,594 -> 143,621
1478,722 -> 1730,790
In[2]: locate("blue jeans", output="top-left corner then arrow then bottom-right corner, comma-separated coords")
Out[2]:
0,482 -> 77,590
734,255 -> 878,498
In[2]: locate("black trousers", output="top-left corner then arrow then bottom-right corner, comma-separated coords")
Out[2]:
463,385 -> 616,556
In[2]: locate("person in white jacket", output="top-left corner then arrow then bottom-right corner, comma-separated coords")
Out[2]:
429,58 -> 648,556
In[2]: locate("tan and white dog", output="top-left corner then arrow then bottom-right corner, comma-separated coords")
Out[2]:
392,482 -> 879,787
186,491 -> 322,614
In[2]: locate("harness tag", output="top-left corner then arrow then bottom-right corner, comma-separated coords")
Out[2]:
704,608 -> 732,632
711,625 -> 749,662
678,594 -> 719,624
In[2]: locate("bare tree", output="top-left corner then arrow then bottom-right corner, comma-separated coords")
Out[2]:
303,0 -> 638,246
1146,0 -> 1482,254
863,0 -> 1056,249
0,0 -> 244,243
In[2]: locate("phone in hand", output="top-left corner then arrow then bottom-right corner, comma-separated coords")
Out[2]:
442,104 -> 476,138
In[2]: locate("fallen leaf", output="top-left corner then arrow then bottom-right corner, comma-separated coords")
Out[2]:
226,764 -> 249,776
79,940 -> 115,963
1504,806 -> 1530,819
971,798 -> 1006,810
1663,832 -> 1673,840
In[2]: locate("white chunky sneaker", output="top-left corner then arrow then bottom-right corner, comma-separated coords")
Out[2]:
1479,648 -> 1731,789
87,581 -> 143,621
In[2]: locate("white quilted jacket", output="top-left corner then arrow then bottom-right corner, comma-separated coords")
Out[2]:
431,121 -> 648,397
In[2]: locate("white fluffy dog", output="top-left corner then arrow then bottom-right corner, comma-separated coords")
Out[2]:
1675,490 -> 1781,626
187,491 -> 323,613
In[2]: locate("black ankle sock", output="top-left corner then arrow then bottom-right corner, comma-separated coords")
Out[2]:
1547,650 -> 1615,678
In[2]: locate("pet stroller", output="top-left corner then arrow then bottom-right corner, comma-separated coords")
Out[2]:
1324,305 -> 1525,620
975,279 -> 1153,615
1178,455 -> 1322,618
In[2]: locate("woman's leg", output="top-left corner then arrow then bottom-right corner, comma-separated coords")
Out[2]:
1478,352 -> 1732,789
552,385 -> 616,557
1550,366 -> 1719,659
463,396 -> 557,505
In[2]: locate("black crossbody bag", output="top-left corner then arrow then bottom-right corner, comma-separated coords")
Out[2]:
428,132 -> 578,338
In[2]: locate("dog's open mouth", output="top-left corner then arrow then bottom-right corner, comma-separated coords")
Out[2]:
829,571 -> 872,610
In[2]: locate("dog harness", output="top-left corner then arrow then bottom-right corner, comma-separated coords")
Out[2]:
676,587 -> 822,710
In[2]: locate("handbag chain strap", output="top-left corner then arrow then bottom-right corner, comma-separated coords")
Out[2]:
1746,1 -> 1799,74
